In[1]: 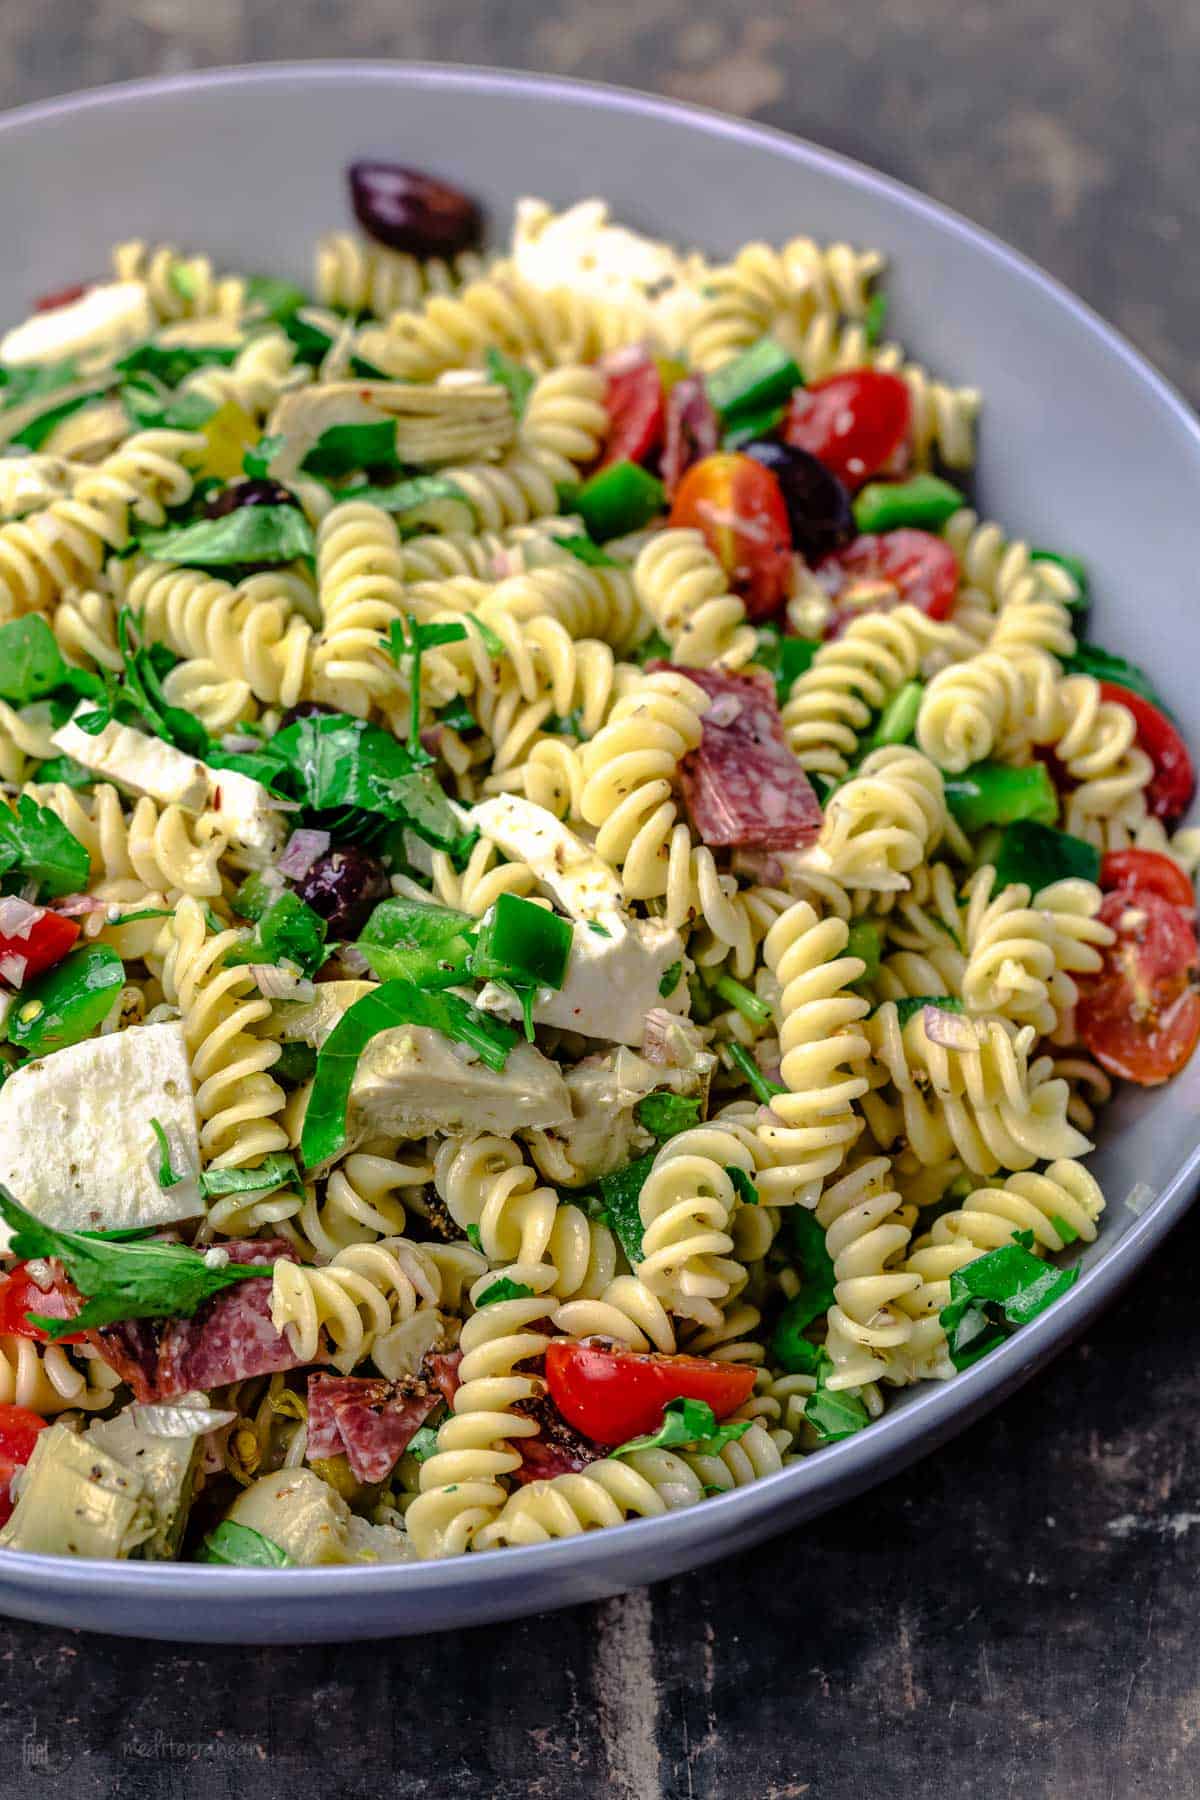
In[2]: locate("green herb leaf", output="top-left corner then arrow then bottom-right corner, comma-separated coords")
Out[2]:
634,1093 -> 701,1141
864,292 -> 888,346
407,1425 -> 440,1463
5,944 -> 125,1057
803,1381 -> 870,1443
475,1276 -> 536,1308
342,473 -> 473,534
31,754 -> 95,790
991,819 -> 1101,894
484,347 -> 535,419
725,1041 -> 785,1106
200,1520 -> 291,1568
465,1224 -> 483,1253
939,1236 -> 1080,1371
300,980 -> 518,1167
753,627 -> 820,704
771,1209 -> 836,1374
1063,642 -> 1170,715
10,388 -> 109,452
0,616 -> 101,708
115,339 -> 238,387
0,1184 -> 266,1339
274,1041 -> 317,1084
553,533 -> 624,568
148,1117 -> 184,1189
244,275 -> 310,324
0,357 -> 82,411
891,995 -> 964,1030
303,419 -> 400,479
583,1152 -> 657,1266
587,920 -> 612,938
611,1395 -> 752,1459
725,1165 -> 759,1206
224,890 -> 328,979
845,918 -> 883,988
242,432 -> 286,480
138,505 -> 314,570
120,379 -> 217,434
0,794 -> 90,897
1030,548 -> 1090,611
199,1154 -> 304,1199
658,960 -> 683,999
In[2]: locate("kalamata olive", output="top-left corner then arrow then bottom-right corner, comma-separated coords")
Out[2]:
348,162 -> 484,259
276,700 -> 338,732
205,478 -> 300,518
743,441 -> 855,561
295,846 -> 390,940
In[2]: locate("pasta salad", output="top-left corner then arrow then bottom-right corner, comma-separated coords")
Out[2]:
0,162 -> 1193,1567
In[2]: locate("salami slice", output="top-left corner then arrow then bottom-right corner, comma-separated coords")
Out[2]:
157,1242 -> 301,1399
421,1348 -> 463,1409
510,1394 -> 601,1486
667,665 -> 823,850
307,1372 -> 439,1484
89,1319 -> 161,1404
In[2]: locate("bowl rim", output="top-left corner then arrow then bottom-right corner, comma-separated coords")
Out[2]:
1,58 -> 1198,1605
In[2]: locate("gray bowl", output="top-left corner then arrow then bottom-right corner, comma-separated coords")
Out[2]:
0,62 -> 1196,1644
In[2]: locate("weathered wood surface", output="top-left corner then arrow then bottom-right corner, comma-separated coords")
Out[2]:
1,5 -> 1198,1795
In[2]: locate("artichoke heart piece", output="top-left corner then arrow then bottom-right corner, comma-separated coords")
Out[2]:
266,379 -> 514,477
0,1423 -> 154,1560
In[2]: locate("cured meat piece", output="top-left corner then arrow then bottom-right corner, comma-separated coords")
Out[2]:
307,1372 -> 440,1484
157,1242 -> 301,1399
421,1348 -> 463,1408
669,664 -> 823,850
661,375 -> 719,496
510,1394 -> 601,1486
88,1319 -> 161,1403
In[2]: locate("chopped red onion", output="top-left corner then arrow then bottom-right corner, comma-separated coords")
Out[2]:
921,1005 -> 978,1051
0,953 -> 28,987
336,944 -> 371,976
276,828 -> 331,880
0,896 -> 45,938
705,692 -> 744,728
248,964 -> 316,1002
54,893 -> 109,918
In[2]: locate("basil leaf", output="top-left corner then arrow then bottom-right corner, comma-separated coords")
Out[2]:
658,961 -> 683,999
803,1382 -> 870,1443
200,1520 -> 291,1568
244,275 -> 310,324
771,1209 -> 836,1375
553,533 -> 625,568
269,713 -> 419,816
991,820 -> 1101,894
475,1276 -> 536,1307
0,1184 -> 266,1339
224,891 -> 327,979
199,1153 -> 304,1199
300,980 -> 518,1167
303,419 -> 400,479
31,754 -> 95,790
342,473 -> 473,534
121,380 -> 217,433
1063,642 -> 1169,715
939,1236 -> 1080,1371
484,347 -> 535,419
611,1396 -> 752,1459
137,505 -> 314,569
634,1093 -> 701,1141
0,616 -> 100,707
581,1152 -> 657,1266
0,794 -> 90,897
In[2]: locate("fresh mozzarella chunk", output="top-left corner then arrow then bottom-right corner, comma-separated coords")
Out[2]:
206,766 -> 286,857
476,913 -> 685,1047
0,1020 -> 203,1245
0,281 -> 153,367
468,795 -> 624,921
511,197 -> 705,350
53,707 -> 209,812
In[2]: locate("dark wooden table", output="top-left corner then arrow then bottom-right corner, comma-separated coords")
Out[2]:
1,5 -> 1198,1795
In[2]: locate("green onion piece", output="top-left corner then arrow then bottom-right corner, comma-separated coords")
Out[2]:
224,890 -> 328,979
991,819 -> 1101,893
470,893 -> 572,992
575,460 -> 665,541
725,1041 -> 785,1106
712,974 -> 773,1026
357,894 -> 476,988
705,337 -> 803,425
853,474 -> 965,534
944,760 -> 1058,834
6,944 -> 124,1057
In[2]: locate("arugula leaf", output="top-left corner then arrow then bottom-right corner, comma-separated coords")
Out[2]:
303,419 -> 400,479
634,1093 -> 701,1140
803,1378 -> 870,1443
484,347 -> 535,419
200,1520 -> 291,1568
342,473 -> 473,534
726,1165 -> 759,1207
137,505 -> 314,569
85,607 -> 210,759
115,339 -> 238,387
244,275 -> 310,324
407,1425 -> 440,1462
771,1209 -> 836,1375
271,713 -> 424,816
120,379 -> 217,433
658,960 -> 683,999
148,1117 -> 184,1189
0,616 -> 101,708
475,1276 -> 536,1307
199,1154 -> 304,1199
0,794 -> 90,897
224,890 -> 328,979
611,1396 -> 751,1459
300,980 -> 518,1166
0,1185 -> 267,1339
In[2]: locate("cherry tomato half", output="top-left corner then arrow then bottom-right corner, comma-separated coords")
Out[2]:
783,370 -> 911,490
0,1263 -> 86,1344
0,1404 -> 50,1526
815,528 -> 959,633
1098,682 -> 1195,823
33,282 -> 87,314
1100,849 -> 1194,910
0,910 -> 80,987
597,349 -> 664,469
670,451 -> 793,621
545,1338 -> 757,1446
1077,888 -> 1200,1085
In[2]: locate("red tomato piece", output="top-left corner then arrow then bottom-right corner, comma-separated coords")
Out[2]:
1077,888 -> 1200,1085
0,910 -> 80,987
545,1338 -> 757,1446
816,528 -> 959,631
0,1263 -> 86,1344
669,451 -> 793,621
0,1404 -> 50,1525
597,349 -> 664,469
783,370 -> 911,490
33,282 -> 87,313
1098,682 -> 1195,823
1100,849 -> 1194,910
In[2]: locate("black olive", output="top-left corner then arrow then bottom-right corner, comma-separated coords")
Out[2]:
743,441 -> 855,560
205,478 -> 301,519
348,162 -> 484,259
295,846 -> 389,940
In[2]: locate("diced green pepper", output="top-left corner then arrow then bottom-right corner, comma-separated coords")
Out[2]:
470,893 -> 571,992
6,944 -> 124,1057
991,819 -> 1100,893
575,460 -> 665,540
853,473 -> 965,534
722,403 -> 786,451
357,894 -> 476,988
861,679 -> 923,753
943,760 -> 1058,834
705,337 -> 803,425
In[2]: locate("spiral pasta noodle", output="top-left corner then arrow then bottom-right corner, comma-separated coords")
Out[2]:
632,528 -> 755,670
270,1237 -> 441,1373
315,232 -> 486,317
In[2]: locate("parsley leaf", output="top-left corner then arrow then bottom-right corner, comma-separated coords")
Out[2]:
611,1396 -> 752,1459
475,1276 -> 536,1307
634,1092 -> 701,1141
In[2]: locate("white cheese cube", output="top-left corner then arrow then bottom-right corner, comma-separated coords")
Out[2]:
476,914 -> 685,1047
0,281 -> 153,367
206,766 -> 286,857
53,707 -> 209,812
0,1020 -> 204,1245
468,795 -> 624,921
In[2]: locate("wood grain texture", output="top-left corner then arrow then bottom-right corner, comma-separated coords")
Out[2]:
0,5 -> 1198,1796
